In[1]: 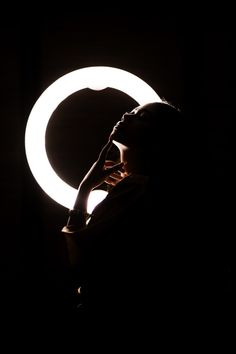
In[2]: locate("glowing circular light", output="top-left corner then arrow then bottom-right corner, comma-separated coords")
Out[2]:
25,66 -> 161,211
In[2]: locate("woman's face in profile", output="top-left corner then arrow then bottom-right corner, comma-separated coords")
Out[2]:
111,104 -> 155,148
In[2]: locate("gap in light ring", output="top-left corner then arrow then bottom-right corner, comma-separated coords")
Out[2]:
25,66 -> 161,212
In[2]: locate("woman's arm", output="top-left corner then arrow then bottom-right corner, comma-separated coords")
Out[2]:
62,137 -> 123,233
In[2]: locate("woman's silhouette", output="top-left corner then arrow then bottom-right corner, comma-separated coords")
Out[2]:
62,101 -> 201,322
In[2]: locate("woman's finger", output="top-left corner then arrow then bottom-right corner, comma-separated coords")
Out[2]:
104,160 -> 118,168
104,175 -> 123,187
98,139 -> 113,162
104,162 -> 124,177
106,172 -> 123,181
104,179 -> 117,187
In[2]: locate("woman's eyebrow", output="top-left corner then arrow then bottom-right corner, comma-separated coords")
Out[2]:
139,109 -> 150,117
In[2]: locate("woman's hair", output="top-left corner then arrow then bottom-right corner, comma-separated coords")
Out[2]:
145,102 -> 190,153
143,101 -> 196,184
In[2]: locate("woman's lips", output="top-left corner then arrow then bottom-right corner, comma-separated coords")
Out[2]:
114,121 -> 124,129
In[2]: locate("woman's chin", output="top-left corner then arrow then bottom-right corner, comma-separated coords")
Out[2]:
111,138 -> 119,147
112,140 -> 128,151
110,130 -> 129,148
111,130 -> 122,142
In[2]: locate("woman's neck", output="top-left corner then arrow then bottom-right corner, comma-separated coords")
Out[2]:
119,146 -> 150,176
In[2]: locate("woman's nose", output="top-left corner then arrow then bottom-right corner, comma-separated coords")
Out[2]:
122,112 -> 133,121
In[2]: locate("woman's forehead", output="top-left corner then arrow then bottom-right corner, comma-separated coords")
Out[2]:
131,102 -> 161,115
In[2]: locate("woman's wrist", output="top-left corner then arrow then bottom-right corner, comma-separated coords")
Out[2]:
61,208 -> 91,234
68,208 -> 90,219
73,184 -> 91,211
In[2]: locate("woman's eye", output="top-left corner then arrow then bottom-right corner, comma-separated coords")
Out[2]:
136,112 -> 145,120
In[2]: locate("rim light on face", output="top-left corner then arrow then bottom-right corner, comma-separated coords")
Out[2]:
25,66 -> 161,211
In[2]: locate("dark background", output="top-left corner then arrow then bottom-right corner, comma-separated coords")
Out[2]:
0,10 -> 233,322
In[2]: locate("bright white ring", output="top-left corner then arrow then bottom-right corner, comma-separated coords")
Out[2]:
25,66 -> 161,211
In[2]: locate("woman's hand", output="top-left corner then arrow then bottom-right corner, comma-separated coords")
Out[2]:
104,160 -> 126,187
80,138 -> 123,191
73,138 -> 123,211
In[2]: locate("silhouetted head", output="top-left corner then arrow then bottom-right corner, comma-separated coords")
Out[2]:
111,101 -> 191,169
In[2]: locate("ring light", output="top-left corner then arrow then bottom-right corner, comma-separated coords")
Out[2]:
25,66 -> 161,212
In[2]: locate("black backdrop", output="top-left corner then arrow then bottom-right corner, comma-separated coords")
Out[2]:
0,11 -> 233,326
